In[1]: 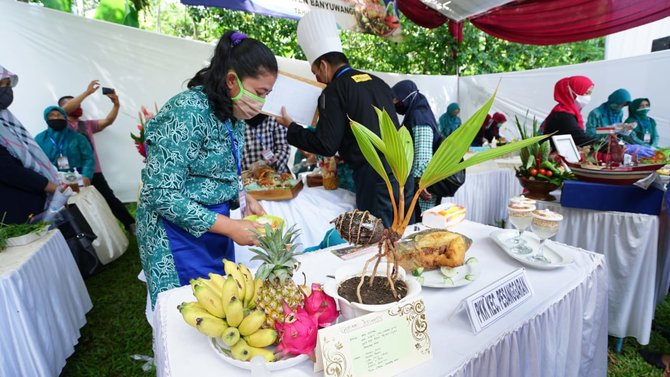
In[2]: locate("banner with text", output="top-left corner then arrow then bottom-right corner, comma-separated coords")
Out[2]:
180,0 -> 402,40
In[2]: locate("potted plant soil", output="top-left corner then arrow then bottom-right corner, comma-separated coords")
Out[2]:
325,91 -> 547,319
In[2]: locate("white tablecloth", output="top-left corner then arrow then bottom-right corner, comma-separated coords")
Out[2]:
0,230 -> 92,377
232,187 -> 356,268
153,221 -> 607,377
538,200 -> 658,345
443,169 -> 522,226
68,186 -> 128,264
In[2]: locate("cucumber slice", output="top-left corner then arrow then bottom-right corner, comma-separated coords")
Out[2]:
466,257 -> 479,265
443,277 -> 454,285
440,266 -> 458,278
465,274 -> 476,281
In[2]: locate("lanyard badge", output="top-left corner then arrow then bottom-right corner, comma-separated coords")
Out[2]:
225,122 -> 247,215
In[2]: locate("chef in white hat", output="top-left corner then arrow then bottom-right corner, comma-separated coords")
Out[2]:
277,10 -> 414,228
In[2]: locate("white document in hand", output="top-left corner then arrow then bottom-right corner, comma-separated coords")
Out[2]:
261,71 -> 325,127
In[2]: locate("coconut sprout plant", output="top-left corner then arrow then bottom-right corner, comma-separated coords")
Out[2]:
347,91 -> 547,303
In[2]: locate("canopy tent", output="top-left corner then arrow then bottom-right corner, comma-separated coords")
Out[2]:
1,0 -> 668,202
399,0 -> 670,45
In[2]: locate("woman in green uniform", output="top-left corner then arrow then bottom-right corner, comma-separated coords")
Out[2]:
137,31 -> 277,306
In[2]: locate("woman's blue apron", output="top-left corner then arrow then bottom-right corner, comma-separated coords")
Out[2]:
163,202 -> 234,285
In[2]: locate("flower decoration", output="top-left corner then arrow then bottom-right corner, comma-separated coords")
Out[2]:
130,104 -> 157,162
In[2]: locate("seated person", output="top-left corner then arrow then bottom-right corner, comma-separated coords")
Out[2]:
35,106 -> 95,185
542,76 -> 597,147
0,65 -> 60,223
625,98 -> 658,147
292,149 -> 318,174
438,102 -> 461,138
242,114 -> 290,173
585,88 -> 631,138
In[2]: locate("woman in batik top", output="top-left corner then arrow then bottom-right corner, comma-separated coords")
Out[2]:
137,31 -> 277,306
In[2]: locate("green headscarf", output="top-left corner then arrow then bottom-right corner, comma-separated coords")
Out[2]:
438,102 -> 461,137
628,98 -> 650,120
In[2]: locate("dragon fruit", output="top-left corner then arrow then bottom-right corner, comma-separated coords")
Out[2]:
303,283 -> 339,328
275,302 -> 318,357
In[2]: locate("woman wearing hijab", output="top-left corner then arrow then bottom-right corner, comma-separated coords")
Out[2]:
472,112 -> 507,146
35,106 -> 95,185
392,79 -> 441,215
543,76 -> 597,147
438,102 -> 461,138
0,65 -> 60,223
137,31 -> 275,306
585,88 -> 632,138
625,98 -> 658,147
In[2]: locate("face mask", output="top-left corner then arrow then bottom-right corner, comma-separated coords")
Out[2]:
394,102 -> 406,115
574,94 -> 591,109
637,108 -> 650,115
0,87 -> 13,110
609,103 -> 622,113
47,119 -> 67,131
69,107 -> 83,118
231,75 -> 265,120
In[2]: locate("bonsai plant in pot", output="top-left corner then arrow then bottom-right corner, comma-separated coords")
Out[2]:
514,115 -> 574,201
328,91 -> 547,316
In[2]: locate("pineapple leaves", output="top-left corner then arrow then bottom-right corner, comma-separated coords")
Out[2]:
419,89 -> 496,188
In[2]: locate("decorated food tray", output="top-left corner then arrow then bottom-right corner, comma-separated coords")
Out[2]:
566,162 -> 665,185
243,165 -> 303,201
421,203 -> 466,229
490,229 -> 574,269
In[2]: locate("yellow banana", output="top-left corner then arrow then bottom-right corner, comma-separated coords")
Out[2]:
199,276 -> 222,295
243,328 -> 278,348
225,296 -> 244,327
178,301 -> 221,328
248,278 -> 262,310
221,275 -> 238,309
208,272 -> 226,291
238,309 -> 266,336
248,345 -> 276,362
195,316 -> 228,337
223,259 -> 246,300
238,263 -> 255,307
193,283 -> 226,318
230,339 -> 252,361
221,326 -> 240,347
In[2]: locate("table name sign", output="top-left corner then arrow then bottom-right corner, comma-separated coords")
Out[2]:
455,268 -> 533,333
314,298 -> 432,377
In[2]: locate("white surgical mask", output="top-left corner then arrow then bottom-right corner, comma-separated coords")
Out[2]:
574,94 -> 591,109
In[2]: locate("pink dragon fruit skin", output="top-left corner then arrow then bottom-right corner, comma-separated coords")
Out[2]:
276,302 -> 318,357
303,283 -> 339,328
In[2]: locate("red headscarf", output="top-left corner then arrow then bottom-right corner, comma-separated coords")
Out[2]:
549,76 -> 593,129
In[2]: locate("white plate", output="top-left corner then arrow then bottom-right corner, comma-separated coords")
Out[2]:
209,337 -> 309,371
490,229 -> 574,269
5,227 -> 48,247
414,257 -> 480,288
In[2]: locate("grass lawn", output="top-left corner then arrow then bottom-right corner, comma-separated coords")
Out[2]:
59,204 -> 670,376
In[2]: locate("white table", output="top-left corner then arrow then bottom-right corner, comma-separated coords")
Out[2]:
443,169 -> 522,226
0,230 -> 93,377
68,186 -> 128,265
153,221 -> 607,377
537,199 -> 660,345
232,186 -> 356,267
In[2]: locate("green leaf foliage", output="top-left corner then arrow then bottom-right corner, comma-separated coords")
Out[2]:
95,0 -> 139,27
351,119 -> 391,188
41,0 -> 72,12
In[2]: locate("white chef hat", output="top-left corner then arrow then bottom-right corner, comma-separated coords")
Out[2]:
297,10 -> 343,65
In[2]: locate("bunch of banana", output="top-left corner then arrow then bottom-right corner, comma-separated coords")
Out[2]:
223,259 -> 262,310
177,260 -> 276,362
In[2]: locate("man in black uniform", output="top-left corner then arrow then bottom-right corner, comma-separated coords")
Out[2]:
277,11 -> 412,227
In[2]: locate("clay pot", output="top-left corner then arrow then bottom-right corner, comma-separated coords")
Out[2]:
517,176 -> 560,201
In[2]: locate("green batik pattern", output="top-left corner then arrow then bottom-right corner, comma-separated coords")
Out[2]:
136,86 -> 245,307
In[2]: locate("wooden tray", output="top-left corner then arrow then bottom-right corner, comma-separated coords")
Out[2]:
567,162 -> 665,185
247,181 -> 304,201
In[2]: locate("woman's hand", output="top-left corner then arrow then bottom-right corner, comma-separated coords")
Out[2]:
276,106 -> 293,128
227,219 -> 262,246
245,194 -> 266,216
419,188 -> 432,201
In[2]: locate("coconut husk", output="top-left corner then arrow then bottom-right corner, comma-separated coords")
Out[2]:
331,210 -> 384,246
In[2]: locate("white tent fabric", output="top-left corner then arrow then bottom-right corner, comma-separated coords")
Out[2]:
0,1 -> 455,202
459,51 -> 670,145
420,0 -> 513,22
605,17 -> 670,60
2,0 -> 669,202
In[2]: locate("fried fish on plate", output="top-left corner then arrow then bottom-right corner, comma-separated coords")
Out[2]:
396,229 -> 472,272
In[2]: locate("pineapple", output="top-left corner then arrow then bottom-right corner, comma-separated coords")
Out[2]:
250,224 -> 305,327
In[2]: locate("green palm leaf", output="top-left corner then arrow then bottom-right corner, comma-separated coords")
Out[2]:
351,119 -> 391,188
374,107 -> 410,186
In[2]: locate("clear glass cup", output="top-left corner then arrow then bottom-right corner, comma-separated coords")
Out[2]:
507,203 -> 536,254
509,195 -> 537,207
529,209 -> 563,264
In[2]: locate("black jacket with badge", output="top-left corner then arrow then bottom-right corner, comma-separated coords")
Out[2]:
287,66 -> 398,170
286,66 -> 413,227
